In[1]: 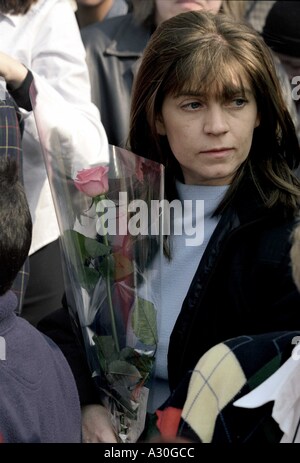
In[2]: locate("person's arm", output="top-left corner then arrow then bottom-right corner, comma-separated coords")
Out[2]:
0,52 -> 32,112
81,404 -> 117,443
0,0 -> 109,167
0,52 -> 27,91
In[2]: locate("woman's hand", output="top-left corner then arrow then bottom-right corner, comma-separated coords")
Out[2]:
0,51 -> 28,90
81,404 -> 118,443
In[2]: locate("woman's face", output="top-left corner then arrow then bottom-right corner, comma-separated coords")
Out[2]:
155,0 -> 222,25
156,73 -> 260,186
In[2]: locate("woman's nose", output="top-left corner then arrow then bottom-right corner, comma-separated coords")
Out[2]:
203,104 -> 229,135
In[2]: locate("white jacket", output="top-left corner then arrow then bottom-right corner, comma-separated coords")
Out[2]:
0,0 -> 108,254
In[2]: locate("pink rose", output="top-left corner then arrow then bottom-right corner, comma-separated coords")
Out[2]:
74,166 -> 109,197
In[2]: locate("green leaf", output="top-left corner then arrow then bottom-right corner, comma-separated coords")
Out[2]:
62,230 -> 114,290
120,347 -> 154,383
63,229 -> 90,266
119,346 -> 137,360
107,360 -> 141,386
132,355 -> 154,383
63,230 -> 111,263
97,254 -> 115,280
80,267 -> 100,291
84,236 -> 111,258
93,335 -> 119,373
131,297 -> 158,346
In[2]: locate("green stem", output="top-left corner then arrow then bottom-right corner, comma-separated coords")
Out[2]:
98,195 -> 120,352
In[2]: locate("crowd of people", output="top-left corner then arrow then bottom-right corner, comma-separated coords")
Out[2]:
0,0 -> 300,444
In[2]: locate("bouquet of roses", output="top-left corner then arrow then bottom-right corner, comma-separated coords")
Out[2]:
31,95 -> 163,442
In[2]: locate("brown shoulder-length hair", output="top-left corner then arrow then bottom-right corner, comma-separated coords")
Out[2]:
0,0 -> 38,14
132,0 -> 247,27
128,10 -> 300,216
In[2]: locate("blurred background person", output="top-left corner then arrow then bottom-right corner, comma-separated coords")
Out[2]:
0,0 -> 108,326
75,0 -> 130,29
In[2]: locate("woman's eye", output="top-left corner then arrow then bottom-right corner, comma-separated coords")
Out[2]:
232,98 -> 247,107
182,101 -> 202,110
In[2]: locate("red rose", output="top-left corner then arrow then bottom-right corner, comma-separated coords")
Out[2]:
74,166 -> 109,197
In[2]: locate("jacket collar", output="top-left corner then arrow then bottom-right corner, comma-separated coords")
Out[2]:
0,13 -> 23,27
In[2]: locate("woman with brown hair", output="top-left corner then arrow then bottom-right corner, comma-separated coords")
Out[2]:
126,9 -> 300,443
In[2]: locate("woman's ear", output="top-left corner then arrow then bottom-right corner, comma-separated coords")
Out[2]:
155,115 -> 166,136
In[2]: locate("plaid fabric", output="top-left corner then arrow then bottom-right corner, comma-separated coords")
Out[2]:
145,331 -> 300,443
0,91 -> 29,314
0,92 -> 22,169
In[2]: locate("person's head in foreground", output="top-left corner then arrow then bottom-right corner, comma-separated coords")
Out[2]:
0,157 -> 32,295
128,10 -> 300,216
0,156 -> 81,443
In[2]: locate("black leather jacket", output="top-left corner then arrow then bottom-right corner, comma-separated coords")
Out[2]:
168,182 -> 300,390
81,14 -> 151,147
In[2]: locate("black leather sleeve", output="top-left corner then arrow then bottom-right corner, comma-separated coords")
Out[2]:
7,69 -> 33,112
